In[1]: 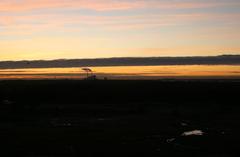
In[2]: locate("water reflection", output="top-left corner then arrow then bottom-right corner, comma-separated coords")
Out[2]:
182,130 -> 204,136
0,65 -> 240,79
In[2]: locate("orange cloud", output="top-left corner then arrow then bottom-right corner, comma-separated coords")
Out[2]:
1,12 -> 239,31
1,12 -> 239,38
0,0 -> 239,12
0,0 -> 145,12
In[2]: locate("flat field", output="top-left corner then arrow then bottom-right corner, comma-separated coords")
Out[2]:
0,79 -> 240,157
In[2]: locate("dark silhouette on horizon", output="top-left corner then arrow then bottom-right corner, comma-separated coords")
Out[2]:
0,55 -> 240,69
82,67 -> 97,80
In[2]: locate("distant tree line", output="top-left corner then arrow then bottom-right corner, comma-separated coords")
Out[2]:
0,55 -> 240,69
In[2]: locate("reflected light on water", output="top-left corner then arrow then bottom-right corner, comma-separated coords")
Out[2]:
0,65 -> 240,79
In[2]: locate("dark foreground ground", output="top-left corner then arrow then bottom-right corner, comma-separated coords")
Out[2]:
0,79 -> 240,157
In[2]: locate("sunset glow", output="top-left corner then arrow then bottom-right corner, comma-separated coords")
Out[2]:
0,65 -> 240,79
1,0 -> 240,61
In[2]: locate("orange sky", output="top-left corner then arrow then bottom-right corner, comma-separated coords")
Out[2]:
0,0 -> 240,61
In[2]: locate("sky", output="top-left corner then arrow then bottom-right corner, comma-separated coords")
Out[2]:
0,0 -> 240,61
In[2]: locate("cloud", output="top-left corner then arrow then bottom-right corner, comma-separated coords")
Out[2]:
0,0 -> 239,61
0,0 -> 145,12
1,0 -> 239,34
0,0 -> 239,12
1,12 -> 239,34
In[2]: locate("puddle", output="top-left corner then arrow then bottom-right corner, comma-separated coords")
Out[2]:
166,138 -> 175,143
182,130 -> 204,136
180,122 -> 188,126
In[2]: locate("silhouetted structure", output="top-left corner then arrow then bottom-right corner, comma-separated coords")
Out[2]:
82,67 -> 97,80
82,68 -> 93,78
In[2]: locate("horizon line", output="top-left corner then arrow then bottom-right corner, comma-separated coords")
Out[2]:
1,54 -> 239,62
